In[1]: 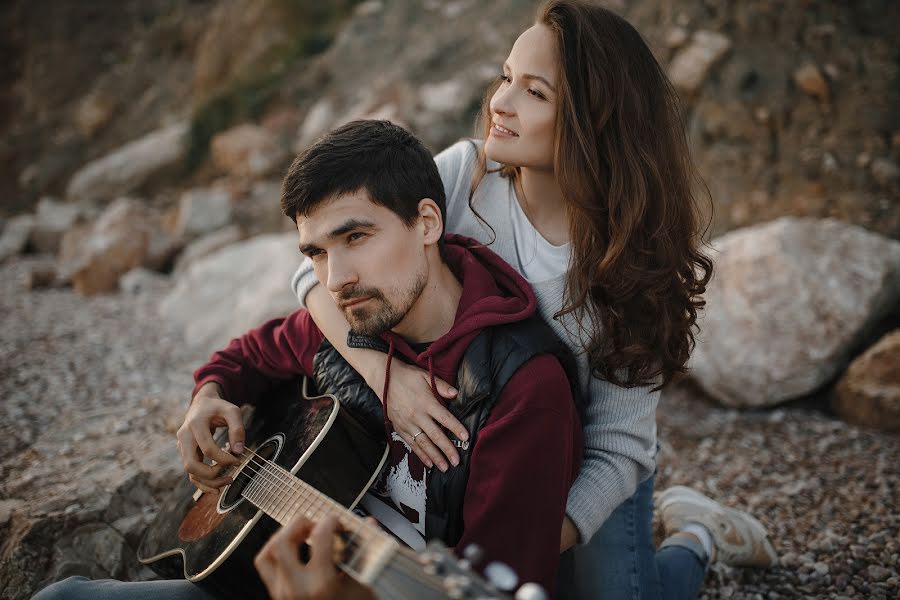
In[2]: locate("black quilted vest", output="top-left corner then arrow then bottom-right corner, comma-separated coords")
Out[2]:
311,316 -> 582,547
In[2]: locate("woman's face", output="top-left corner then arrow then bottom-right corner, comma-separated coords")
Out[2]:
484,24 -> 559,171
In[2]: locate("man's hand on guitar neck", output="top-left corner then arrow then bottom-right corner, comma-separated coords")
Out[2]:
255,514 -> 376,600
177,382 -> 246,494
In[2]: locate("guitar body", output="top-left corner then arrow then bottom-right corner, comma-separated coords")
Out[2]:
137,378 -> 388,600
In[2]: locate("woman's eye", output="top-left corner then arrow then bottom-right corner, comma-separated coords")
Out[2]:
527,88 -> 546,99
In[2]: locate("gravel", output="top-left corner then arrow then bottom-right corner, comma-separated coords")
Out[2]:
1,254 -> 897,599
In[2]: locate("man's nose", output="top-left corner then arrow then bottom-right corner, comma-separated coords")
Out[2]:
325,257 -> 357,293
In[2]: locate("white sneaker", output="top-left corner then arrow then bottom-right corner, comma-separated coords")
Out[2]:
657,485 -> 778,568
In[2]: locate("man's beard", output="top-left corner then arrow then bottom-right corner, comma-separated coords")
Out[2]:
339,267 -> 428,337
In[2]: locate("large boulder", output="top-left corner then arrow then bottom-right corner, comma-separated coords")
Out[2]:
833,329 -> 900,432
173,187 -> 234,238
210,124 -> 288,179
65,122 -> 189,203
57,198 -> 180,295
0,215 -> 35,262
158,233 -> 302,350
29,197 -> 86,254
689,217 -> 900,408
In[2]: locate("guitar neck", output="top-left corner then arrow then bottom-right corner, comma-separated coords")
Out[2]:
239,454 -> 399,585
237,451 -> 505,598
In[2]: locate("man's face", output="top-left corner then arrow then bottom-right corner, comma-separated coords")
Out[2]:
297,190 -> 428,336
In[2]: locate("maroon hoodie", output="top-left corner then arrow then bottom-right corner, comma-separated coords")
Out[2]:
194,234 -> 582,593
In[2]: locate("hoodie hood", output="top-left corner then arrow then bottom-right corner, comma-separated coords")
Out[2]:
374,233 -> 537,387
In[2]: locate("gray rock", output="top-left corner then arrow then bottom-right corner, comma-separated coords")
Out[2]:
689,217 -> 900,408
65,122 -> 188,203
667,30 -> 732,94
158,233 -> 302,350
174,187 -> 234,237
173,225 -> 245,275
871,157 -> 900,186
294,98 -> 336,153
210,124 -> 288,179
30,197 -> 83,254
0,215 -> 35,262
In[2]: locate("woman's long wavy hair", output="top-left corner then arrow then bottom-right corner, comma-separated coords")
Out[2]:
471,0 -> 713,390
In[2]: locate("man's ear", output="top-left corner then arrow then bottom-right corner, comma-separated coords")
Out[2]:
418,198 -> 444,246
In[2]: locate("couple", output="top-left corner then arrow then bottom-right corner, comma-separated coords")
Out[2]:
35,2 -> 776,599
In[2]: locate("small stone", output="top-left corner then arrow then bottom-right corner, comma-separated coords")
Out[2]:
871,157 -> 900,186
814,561 -> 829,575
665,26 -> 689,48
23,265 -> 58,290
793,64 -> 829,102
754,106 -> 771,124
856,152 -> 872,168
868,565 -> 890,581
64,503 -> 81,515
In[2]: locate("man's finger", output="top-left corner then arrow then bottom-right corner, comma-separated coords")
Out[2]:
222,404 -> 246,455
192,422 -> 239,465
308,516 -> 339,571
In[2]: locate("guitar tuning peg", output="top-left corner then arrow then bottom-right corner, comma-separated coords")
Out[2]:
462,543 -> 484,565
484,561 -> 518,591
514,583 -> 549,600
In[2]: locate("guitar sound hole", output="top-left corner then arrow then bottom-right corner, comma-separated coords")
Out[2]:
218,434 -> 284,514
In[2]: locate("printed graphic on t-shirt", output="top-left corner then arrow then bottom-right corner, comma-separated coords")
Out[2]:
368,430 -> 428,535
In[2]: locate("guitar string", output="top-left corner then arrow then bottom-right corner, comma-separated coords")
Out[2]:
225,449 -> 455,595
234,450 -> 472,593
227,457 -> 416,600
233,457 -> 426,600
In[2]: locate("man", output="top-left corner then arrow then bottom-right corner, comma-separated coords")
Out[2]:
33,120 -> 582,600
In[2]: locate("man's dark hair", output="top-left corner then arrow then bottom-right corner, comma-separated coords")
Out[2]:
281,120 -> 446,234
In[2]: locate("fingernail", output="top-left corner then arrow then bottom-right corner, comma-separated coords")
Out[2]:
460,432 -> 469,441
449,387 -> 458,395
439,463 -> 448,472
233,442 -> 244,453
451,457 -> 459,467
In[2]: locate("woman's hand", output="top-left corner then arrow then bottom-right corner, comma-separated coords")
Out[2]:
371,360 -> 468,471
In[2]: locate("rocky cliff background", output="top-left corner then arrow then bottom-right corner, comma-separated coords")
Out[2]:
1,1 -> 898,599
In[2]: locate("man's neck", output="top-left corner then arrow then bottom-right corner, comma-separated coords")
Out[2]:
392,257 -> 463,344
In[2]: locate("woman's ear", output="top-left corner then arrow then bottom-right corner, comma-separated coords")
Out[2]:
418,198 -> 444,246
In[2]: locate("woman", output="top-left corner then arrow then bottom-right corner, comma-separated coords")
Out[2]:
292,1 -> 776,597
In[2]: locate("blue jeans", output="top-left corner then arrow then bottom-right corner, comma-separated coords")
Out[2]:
31,576 -> 214,600
556,474 -> 708,600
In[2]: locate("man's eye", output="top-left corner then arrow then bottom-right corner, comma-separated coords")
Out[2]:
348,232 -> 366,242
498,74 -> 511,84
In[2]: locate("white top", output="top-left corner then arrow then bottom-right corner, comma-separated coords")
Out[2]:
505,181 -> 571,282
291,140 -> 659,541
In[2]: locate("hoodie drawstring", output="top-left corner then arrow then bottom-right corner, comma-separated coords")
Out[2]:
381,338 -> 395,437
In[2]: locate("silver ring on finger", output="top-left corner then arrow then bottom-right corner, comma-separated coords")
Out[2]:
412,430 -> 425,443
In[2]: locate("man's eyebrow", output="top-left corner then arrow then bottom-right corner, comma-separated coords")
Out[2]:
329,218 -> 376,238
298,218 -> 377,255
503,62 -> 556,91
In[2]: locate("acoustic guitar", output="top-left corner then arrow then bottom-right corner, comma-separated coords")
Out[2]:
137,378 -> 543,599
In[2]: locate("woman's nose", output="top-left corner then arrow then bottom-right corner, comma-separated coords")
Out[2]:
490,85 -> 515,117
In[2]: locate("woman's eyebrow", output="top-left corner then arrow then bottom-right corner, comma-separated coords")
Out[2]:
503,62 -> 556,91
